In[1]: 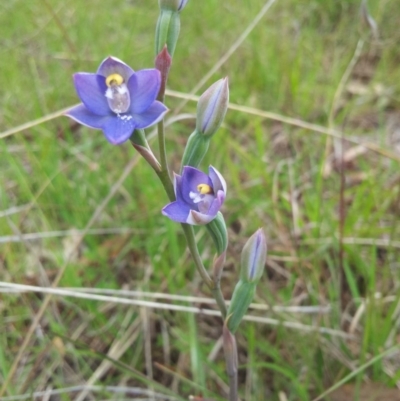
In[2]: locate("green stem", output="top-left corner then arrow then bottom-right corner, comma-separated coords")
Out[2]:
180,224 -> 213,288
152,120 -> 174,202
157,119 -> 170,178
182,223 -> 227,318
156,168 -> 175,202
212,285 -> 227,318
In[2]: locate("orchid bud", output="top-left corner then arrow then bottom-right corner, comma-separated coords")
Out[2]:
155,10 -> 180,56
180,130 -> 210,170
181,79 -> 229,169
240,228 -> 267,283
196,78 -> 229,137
156,0 -> 188,56
226,281 -> 256,334
159,0 -> 188,11
226,229 -> 267,333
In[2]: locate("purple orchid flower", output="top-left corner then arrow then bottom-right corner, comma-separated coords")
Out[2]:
162,166 -> 227,225
66,57 -> 168,145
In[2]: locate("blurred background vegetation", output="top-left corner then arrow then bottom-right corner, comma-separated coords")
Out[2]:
1,0 -> 400,400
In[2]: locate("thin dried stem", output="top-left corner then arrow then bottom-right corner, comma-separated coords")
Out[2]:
0,281 -> 351,338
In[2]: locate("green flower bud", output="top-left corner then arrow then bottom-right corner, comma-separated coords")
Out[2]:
227,280 -> 256,334
196,78 -> 229,137
155,10 -> 180,56
240,228 -> 267,283
180,130 -> 210,170
226,229 -> 267,333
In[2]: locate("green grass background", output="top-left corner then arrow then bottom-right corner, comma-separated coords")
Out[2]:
1,0 -> 400,400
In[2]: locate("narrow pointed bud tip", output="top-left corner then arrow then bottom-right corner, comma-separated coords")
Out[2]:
240,228 -> 267,283
155,46 -> 172,99
196,77 -> 229,137
155,46 -> 172,72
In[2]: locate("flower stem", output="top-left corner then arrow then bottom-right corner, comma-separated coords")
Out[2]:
156,167 -> 175,202
148,121 -> 174,202
157,119 -> 170,178
182,224 -> 227,318
180,224 -> 213,288
212,285 -> 227,318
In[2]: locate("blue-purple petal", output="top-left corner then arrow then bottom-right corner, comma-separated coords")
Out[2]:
65,104 -> 109,129
73,73 -> 110,115
162,201 -> 191,223
102,114 -> 137,145
173,173 -> 184,201
208,166 -> 227,195
180,167 -> 210,205
133,101 -> 168,129
128,69 -> 161,114
207,190 -> 225,217
97,56 -> 134,81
